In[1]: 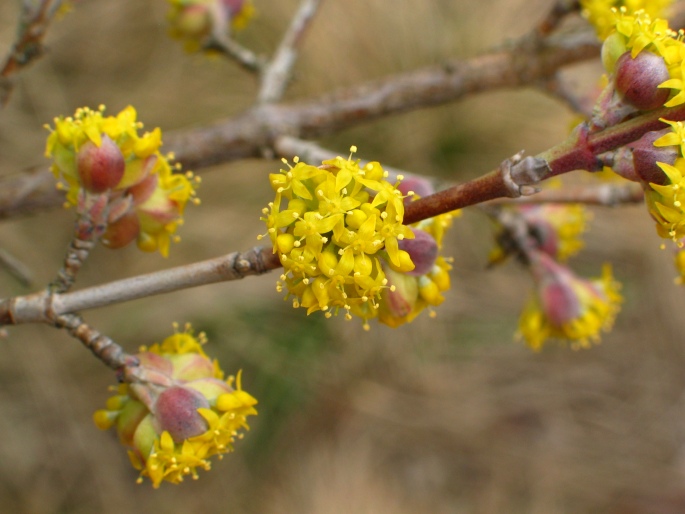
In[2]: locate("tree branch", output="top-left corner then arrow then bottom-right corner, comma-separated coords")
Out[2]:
0,246 -> 280,326
258,0 -> 323,104
1,0 -> 65,106
0,25 -> 600,220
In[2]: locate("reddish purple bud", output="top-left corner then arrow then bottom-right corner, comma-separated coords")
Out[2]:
614,51 -> 670,111
222,0 -> 247,16
396,176 -> 435,205
76,135 -> 125,193
398,229 -> 438,276
610,129 -> 676,185
153,386 -> 209,442
540,279 -> 580,326
102,212 -> 140,249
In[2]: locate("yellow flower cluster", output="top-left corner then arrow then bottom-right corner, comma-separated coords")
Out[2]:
94,328 -> 257,488
45,105 -> 198,256
580,0 -> 673,40
261,148 -> 419,325
518,261 -> 622,351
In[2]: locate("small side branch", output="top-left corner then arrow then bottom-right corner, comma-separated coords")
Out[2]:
204,37 -> 265,73
258,0 -> 323,104
1,0 -> 65,105
54,313 -> 136,370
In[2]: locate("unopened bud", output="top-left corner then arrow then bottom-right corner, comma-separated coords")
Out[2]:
102,212 -> 140,249
610,129 -> 675,185
153,386 -> 210,443
398,228 -> 438,276
381,267 -> 418,318
614,51 -> 670,111
601,32 -> 627,74
76,134 -> 125,193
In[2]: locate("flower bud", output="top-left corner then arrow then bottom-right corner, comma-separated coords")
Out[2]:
396,175 -> 435,206
76,134 -> 125,193
614,51 -> 670,111
381,267 -> 419,318
519,252 -> 622,350
95,328 -> 257,487
173,4 -> 211,39
601,32 -> 627,74
153,386 -> 210,442
398,228 -> 438,276
102,212 -> 140,249
609,129 -> 675,185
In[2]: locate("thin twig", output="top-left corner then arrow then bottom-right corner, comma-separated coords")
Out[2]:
0,246 -> 280,326
536,0 -> 580,36
204,37 -> 265,73
258,0 -> 323,104
1,0 -> 65,106
487,181 -> 644,206
54,313 -> 136,370
0,247 -> 34,287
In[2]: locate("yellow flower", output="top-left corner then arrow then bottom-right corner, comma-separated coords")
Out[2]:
647,159 -> 685,241
93,325 -> 257,488
45,105 -> 199,257
518,253 -> 622,351
261,148 -> 417,324
581,0 -> 674,40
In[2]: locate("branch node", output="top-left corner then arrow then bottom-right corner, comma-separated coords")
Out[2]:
501,153 -> 551,198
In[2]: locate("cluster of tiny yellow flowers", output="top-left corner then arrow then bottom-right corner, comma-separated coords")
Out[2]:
94,326 -> 257,488
518,260 -> 622,351
260,148 -> 425,328
167,0 -> 255,52
45,105 -> 199,256
580,0 -> 673,40
599,9 -> 685,107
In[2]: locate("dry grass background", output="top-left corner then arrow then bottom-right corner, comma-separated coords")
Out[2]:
1,0 -> 685,513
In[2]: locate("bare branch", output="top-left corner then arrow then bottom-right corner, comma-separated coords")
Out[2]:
1,0 -> 65,106
0,246 -> 280,326
0,246 -> 34,287
54,313 -> 136,370
258,0 -> 323,104
204,36 -> 265,73
535,0 -> 580,36
488,181 -> 644,207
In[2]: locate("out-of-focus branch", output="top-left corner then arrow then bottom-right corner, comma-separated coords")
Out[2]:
536,0 -> 580,36
0,26 -> 601,219
1,0 -> 65,106
0,246 -> 34,287
204,36 -> 265,73
488,181 -> 644,206
0,246 -> 280,326
258,0 -> 323,104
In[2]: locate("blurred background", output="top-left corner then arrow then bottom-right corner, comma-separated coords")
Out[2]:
2,0 -> 685,512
